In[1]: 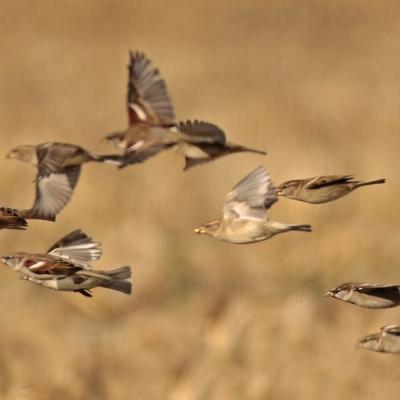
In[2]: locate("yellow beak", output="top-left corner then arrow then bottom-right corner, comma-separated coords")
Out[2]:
194,227 -> 203,234
324,291 -> 334,297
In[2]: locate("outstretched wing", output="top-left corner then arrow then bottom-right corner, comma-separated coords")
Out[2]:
47,229 -> 102,266
25,166 -> 81,221
127,51 -> 175,126
222,166 -> 277,222
357,284 -> 400,302
305,175 -> 355,189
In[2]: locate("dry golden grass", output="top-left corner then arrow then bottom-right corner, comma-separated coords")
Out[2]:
0,1 -> 399,398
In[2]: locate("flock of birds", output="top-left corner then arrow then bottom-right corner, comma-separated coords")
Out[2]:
0,51 -> 395,353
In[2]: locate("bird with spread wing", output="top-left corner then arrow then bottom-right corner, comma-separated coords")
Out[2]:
1,229 -> 132,297
194,166 -> 312,244
103,51 -> 265,170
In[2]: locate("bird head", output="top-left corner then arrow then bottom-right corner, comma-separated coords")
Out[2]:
6,145 -> 36,163
1,254 -> 21,270
325,282 -> 356,302
356,332 -> 381,350
276,180 -> 299,197
194,220 -> 220,236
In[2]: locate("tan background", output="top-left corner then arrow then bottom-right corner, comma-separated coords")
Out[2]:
0,0 -> 399,399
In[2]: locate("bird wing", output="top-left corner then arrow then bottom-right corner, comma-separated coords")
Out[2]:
37,143 -> 82,175
177,120 -> 226,145
222,166 -> 277,222
382,325 -> 400,336
47,229 -> 102,266
127,51 -> 175,126
26,166 -> 81,221
304,175 -> 355,189
22,254 -> 82,276
357,284 -> 400,300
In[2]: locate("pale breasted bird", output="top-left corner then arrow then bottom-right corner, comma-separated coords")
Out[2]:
276,175 -> 385,204
103,51 -> 266,169
0,207 -> 28,230
357,325 -> 400,353
325,282 -> 400,309
1,229 -> 132,297
194,166 -> 312,244
6,142 -> 121,220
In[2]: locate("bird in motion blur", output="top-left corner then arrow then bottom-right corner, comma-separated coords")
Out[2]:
276,175 -> 385,204
1,229 -> 132,297
6,142 -> 121,221
357,325 -> 400,353
0,207 -> 28,230
103,51 -> 265,170
194,166 -> 312,244
325,282 -> 400,309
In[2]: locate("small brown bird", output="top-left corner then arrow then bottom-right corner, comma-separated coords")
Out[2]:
104,51 -> 266,169
194,166 -> 312,244
7,142 -> 121,220
325,282 -> 400,309
276,175 -> 385,204
1,229 -> 132,297
357,325 -> 400,353
0,207 -> 28,230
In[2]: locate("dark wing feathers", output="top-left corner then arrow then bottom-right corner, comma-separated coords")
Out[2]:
127,51 -> 175,125
305,175 -> 357,189
0,207 -> 28,230
357,285 -> 400,302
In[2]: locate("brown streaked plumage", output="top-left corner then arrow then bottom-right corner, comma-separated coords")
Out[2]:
357,325 -> 400,353
194,166 -> 312,244
7,142 -> 121,220
1,229 -> 132,297
276,175 -> 385,204
104,52 -> 266,169
326,282 -> 400,309
0,207 -> 28,230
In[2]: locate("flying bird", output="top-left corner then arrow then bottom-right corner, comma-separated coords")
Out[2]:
103,51 -> 265,169
194,166 -> 312,244
276,175 -> 385,204
357,325 -> 400,353
1,229 -> 132,297
7,142 -> 121,221
325,282 -> 400,309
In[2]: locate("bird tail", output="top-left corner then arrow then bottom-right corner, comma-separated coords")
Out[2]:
100,266 -> 132,295
226,143 -> 267,156
355,178 -> 386,188
91,154 -> 124,166
288,224 -> 312,232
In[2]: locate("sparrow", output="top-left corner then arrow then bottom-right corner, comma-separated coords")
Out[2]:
357,325 -> 400,353
0,207 -> 28,230
276,175 -> 385,204
6,142 -> 122,220
325,282 -> 400,309
103,51 -> 266,169
1,229 -> 132,297
194,166 -> 312,244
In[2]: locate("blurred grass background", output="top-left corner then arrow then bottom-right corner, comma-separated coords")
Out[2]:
0,0 -> 399,398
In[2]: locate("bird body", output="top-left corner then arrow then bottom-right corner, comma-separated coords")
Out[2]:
277,175 -> 385,204
195,166 -> 311,244
326,282 -> 400,309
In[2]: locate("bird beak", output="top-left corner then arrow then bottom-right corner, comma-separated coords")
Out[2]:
194,227 -> 203,234
324,291 -> 334,297
276,188 -> 283,196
